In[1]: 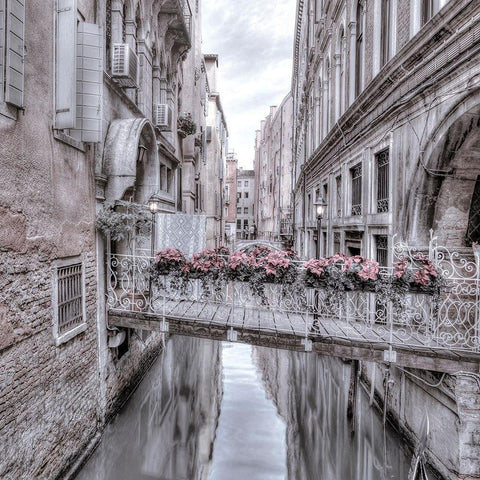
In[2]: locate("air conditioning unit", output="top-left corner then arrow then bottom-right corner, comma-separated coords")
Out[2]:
154,104 -> 173,131
111,43 -> 138,88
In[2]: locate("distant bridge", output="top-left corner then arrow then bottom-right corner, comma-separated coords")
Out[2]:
234,239 -> 284,251
107,243 -> 480,375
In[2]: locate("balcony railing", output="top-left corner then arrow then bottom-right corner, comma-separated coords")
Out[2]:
106,237 -> 480,355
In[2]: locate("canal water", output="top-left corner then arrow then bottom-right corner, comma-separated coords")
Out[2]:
75,336 -> 414,480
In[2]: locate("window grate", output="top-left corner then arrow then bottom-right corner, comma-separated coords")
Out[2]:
351,164 -> 362,216
376,149 -> 389,213
376,235 -> 389,267
57,264 -> 83,335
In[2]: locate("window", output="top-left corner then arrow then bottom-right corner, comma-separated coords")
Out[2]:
237,180 -> 241,187
355,2 -> 364,97
376,149 -> 389,212
421,0 -> 440,25
244,192 -> 249,199
55,3 -> 102,142
380,0 -> 393,67
337,26 -> 346,118
237,207 -> 241,214
244,207 -> 248,214
375,235 -> 389,266
335,175 -> 342,217
236,219 -> 242,229
0,0 -> 25,110
351,164 -> 362,215
244,180 -> 249,187
333,232 -> 341,254
243,220 -> 249,229
237,192 -> 241,199
53,258 -> 87,346
160,164 -> 173,193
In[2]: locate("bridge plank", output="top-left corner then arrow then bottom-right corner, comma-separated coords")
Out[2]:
107,309 -> 480,374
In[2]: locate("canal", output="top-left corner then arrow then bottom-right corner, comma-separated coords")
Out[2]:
75,336 -> 418,480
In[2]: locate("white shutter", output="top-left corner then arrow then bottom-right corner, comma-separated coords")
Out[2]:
5,0 -> 24,107
75,22 -> 102,142
55,0 -> 77,129
0,1 -> 5,102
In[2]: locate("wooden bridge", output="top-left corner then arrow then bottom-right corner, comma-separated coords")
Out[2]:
107,244 -> 480,375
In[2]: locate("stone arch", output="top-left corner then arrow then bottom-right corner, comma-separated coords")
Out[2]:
404,87 -> 480,246
103,118 -> 159,203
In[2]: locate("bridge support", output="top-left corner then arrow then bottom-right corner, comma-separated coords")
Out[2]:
227,328 -> 238,342
455,372 -> 480,479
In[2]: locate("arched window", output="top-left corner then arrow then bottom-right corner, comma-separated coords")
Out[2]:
380,0 -> 393,67
324,57 -> 331,135
355,2 -> 364,97
337,26 -> 346,117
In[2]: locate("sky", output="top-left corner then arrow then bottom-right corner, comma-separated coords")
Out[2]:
202,0 -> 297,169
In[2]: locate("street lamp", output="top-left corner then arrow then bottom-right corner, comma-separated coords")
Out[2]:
314,195 -> 327,259
148,193 -> 161,257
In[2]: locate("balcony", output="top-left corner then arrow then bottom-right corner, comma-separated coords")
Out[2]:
159,0 -> 192,47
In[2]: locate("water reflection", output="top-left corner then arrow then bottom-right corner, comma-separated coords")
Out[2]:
254,348 -> 412,480
209,343 -> 287,480
75,336 -> 222,480
75,336 -> 424,480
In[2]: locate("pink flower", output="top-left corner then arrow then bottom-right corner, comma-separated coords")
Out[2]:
393,258 -> 408,279
357,259 -> 379,281
305,258 -> 328,276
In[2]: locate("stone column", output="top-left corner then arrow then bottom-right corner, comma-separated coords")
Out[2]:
455,373 -> 480,479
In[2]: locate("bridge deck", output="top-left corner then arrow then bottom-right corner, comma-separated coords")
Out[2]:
108,298 -> 480,374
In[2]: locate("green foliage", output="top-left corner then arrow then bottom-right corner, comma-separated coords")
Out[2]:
96,202 -> 152,242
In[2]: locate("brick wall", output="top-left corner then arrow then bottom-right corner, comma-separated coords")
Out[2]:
0,249 -> 99,480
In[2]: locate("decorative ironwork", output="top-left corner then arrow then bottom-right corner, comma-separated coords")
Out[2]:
106,236 -> 480,355
351,164 -> 362,216
376,149 -> 389,213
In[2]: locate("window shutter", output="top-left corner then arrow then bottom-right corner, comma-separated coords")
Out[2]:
0,0 -> 5,101
75,22 -> 103,142
5,0 -> 25,107
55,0 -> 77,129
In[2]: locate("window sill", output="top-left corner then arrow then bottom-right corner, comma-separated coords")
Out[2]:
53,130 -> 87,152
0,102 -> 19,121
55,323 -> 87,346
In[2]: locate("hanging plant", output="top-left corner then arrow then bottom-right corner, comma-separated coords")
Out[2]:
96,202 -> 152,242
177,114 -> 197,137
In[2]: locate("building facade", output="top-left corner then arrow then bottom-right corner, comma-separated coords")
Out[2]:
224,153 -> 238,245
291,0 -> 480,477
254,93 -> 294,245
0,1 -> 224,478
202,54 -> 228,248
236,168 -> 256,239
292,0 -> 480,262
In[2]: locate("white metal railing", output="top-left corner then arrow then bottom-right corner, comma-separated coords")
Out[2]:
106,237 -> 480,354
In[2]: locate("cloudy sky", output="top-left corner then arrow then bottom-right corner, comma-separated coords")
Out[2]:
202,0 -> 297,169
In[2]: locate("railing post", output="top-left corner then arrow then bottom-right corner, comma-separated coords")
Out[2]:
474,245 -> 480,352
